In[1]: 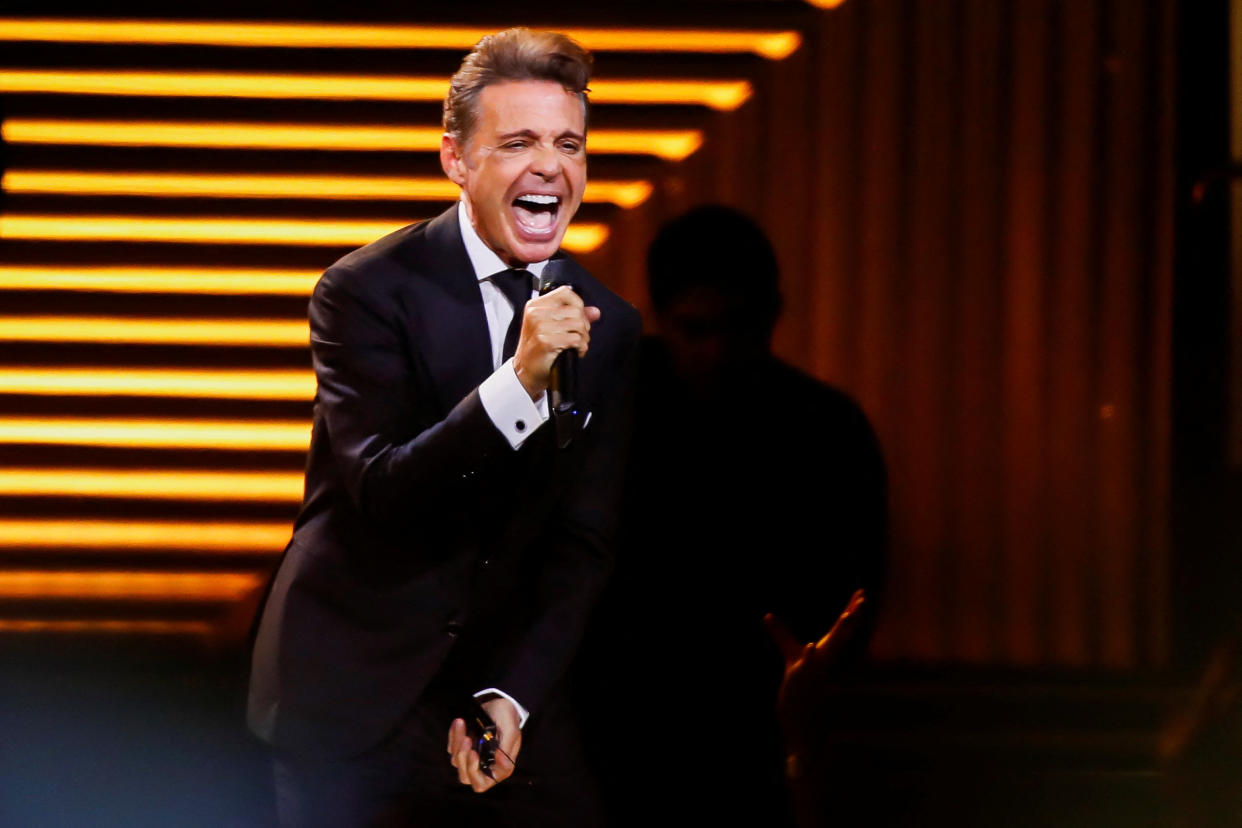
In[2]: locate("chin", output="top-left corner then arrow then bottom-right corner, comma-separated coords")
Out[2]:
507,230 -> 566,264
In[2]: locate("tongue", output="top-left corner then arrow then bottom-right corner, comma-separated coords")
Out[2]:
514,203 -> 556,232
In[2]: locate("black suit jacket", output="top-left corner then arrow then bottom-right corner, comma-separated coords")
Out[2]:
248,206 -> 640,757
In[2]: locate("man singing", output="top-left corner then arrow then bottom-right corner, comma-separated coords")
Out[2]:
248,28 -> 639,827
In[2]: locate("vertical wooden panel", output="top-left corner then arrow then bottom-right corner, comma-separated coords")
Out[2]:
903,0 -> 959,658
711,98 -> 762,207
952,0 -> 1006,663
808,5 -> 863,386
1096,0 -> 1144,668
1000,0 -> 1052,665
1045,0 -> 1101,666
857,0 -> 920,658
1231,0 -> 1242,468
1144,0 -> 1177,668
765,48 -> 815,365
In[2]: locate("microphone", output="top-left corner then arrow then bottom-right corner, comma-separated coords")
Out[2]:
537,262 -> 581,449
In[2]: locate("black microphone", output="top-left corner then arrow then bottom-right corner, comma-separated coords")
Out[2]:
537,262 -> 580,449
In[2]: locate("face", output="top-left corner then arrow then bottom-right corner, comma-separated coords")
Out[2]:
658,285 -> 767,395
441,79 -> 587,266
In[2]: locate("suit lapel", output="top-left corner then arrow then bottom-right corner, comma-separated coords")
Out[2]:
400,207 -> 495,415
396,209 -> 605,424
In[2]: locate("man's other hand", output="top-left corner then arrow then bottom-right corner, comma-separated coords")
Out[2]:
447,697 -> 523,793
513,285 -> 601,400
765,589 -> 865,688
763,589 -> 865,747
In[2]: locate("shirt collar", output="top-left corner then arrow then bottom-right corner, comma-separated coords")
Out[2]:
457,199 -> 549,282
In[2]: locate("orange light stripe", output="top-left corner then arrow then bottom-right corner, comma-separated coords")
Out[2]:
0,619 -> 215,635
1,120 -> 704,160
595,79 -> 752,110
0,367 -> 314,399
0,70 -> 444,100
0,519 -> 289,550
0,19 -> 800,59
0,215 -> 610,252
565,224 -> 609,252
0,469 -> 304,501
4,170 -> 654,208
0,70 -> 752,110
0,417 -> 310,450
0,266 -> 321,295
0,214 -> 414,246
0,316 -> 307,346
0,570 -> 261,600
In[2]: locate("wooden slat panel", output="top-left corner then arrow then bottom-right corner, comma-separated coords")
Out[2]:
1045,0 -> 1102,667
951,0 -> 1006,663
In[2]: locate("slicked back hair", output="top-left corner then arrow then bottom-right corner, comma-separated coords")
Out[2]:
444,28 -> 593,146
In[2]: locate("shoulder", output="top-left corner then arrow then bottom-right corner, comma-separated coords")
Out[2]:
326,208 -> 457,283
313,208 -> 464,306
330,222 -> 422,276
770,359 -> 874,432
314,224 -> 417,302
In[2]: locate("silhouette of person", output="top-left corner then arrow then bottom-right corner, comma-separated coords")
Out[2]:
576,205 -> 887,827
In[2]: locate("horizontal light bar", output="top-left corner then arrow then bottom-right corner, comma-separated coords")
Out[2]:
0,266 -> 320,295
0,417 -> 309,450
0,367 -> 314,399
0,19 -> 800,59
564,223 -> 608,252
0,70 -> 752,110
0,214 -> 610,251
1,120 -> 705,160
0,570 -> 261,600
0,214 -> 398,246
598,79 -> 751,110
0,619 -> 215,635
0,316 -> 307,346
0,519 -> 289,550
4,170 -> 653,208
0,468 -> 303,501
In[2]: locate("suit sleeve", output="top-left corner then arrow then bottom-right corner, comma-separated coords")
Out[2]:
489,306 -> 642,717
309,263 -> 509,529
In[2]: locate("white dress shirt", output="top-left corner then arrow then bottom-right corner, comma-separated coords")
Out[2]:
457,199 -> 547,727
464,201 -> 551,452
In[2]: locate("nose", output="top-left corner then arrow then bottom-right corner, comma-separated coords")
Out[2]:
530,141 -> 561,180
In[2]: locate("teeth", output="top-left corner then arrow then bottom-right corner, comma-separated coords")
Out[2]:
516,194 -> 559,205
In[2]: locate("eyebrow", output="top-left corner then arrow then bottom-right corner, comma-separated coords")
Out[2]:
496,128 -> 586,143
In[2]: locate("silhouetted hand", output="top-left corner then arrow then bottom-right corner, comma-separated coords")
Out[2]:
763,589 -> 866,749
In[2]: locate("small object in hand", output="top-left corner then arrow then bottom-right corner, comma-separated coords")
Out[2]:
465,698 -> 499,779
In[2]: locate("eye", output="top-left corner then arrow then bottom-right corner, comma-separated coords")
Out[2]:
559,140 -> 583,154
503,139 -> 529,150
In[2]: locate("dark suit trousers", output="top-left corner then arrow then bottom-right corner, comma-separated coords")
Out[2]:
271,681 -> 602,828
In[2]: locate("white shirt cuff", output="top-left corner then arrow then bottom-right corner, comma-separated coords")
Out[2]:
473,688 -> 530,728
478,358 -> 549,449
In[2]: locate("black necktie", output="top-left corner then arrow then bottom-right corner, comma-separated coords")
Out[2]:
493,268 -> 533,361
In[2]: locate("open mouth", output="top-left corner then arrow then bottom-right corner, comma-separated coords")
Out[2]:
511,193 -> 561,238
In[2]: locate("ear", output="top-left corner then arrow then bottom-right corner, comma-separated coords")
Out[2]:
440,133 -> 467,187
